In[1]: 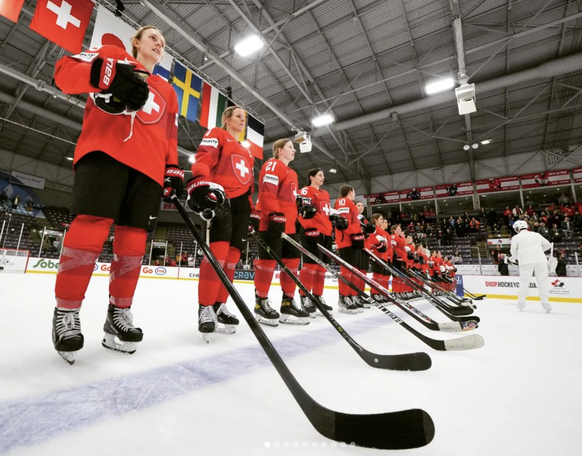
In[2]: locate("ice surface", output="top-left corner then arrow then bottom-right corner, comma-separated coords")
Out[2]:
0,273 -> 581,455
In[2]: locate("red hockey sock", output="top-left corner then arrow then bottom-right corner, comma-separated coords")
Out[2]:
108,226 -> 147,309
55,215 -> 113,309
372,272 -> 383,296
280,258 -> 300,297
254,258 -> 276,298
198,241 -> 230,306
312,264 -> 326,296
338,266 -> 352,296
216,246 -> 241,303
298,263 -> 317,296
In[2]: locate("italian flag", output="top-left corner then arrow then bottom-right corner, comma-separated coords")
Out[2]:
200,82 -> 229,130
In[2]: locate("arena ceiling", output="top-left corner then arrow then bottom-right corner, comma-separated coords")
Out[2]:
2,0 -> 582,194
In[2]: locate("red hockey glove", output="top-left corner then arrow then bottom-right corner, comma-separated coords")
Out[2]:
162,165 -> 184,202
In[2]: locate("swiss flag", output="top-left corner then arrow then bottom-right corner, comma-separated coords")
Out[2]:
30,0 -> 95,54
0,0 -> 25,22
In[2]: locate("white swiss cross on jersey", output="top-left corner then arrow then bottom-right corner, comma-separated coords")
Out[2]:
137,86 -> 166,124
231,154 -> 252,185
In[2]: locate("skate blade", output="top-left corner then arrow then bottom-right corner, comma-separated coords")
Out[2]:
255,315 -> 279,327
215,324 -> 237,335
57,351 -> 77,365
279,315 -> 310,325
102,333 -> 138,354
338,308 -> 359,314
315,310 -> 333,317
202,333 -> 212,343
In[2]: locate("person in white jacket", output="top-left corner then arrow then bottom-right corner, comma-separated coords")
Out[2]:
509,220 -> 553,313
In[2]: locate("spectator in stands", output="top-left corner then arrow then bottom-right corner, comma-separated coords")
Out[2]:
558,193 -> 570,206
550,210 -> 563,227
491,245 -> 502,263
444,228 -> 454,246
455,216 -> 466,237
512,205 -> 523,218
478,206 -> 487,221
555,252 -> 567,277
539,210 -> 549,225
491,222 -> 501,236
486,207 -> 498,228
561,216 -> 573,240
561,204 -> 574,218
436,228 -> 444,246
549,223 -> 562,243
451,251 -> 462,264
574,210 -> 582,232
498,253 -> 509,276
502,205 -> 512,227
469,217 -> 480,233
526,204 -> 536,217
11,195 -> 19,210
538,222 -> 550,239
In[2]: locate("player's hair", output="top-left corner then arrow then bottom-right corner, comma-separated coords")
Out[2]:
308,168 -> 323,180
131,26 -> 165,58
222,105 -> 245,131
371,213 -> 383,223
355,200 -> 364,206
339,185 -> 354,197
272,139 -> 291,158
391,224 -> 400,233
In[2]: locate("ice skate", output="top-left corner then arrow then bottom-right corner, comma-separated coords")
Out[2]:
300,295 -> 317,318
280,294 -> 310,325
313,295 -> 333,316
351,295 -> 365,313
52,307 -> 84,365
102,304 -> 143,354
254,293 -> 280,327
213,302 -> 239,335
198,304 -> 217,343
338,295 -> 359,314
353,295 -> 371,309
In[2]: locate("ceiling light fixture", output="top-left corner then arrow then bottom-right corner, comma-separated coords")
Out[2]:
312,113 -> 334,127
234,35 -> 263,57
65,156 -> 73,161
480,138 -> 493,145
425,78 -> 455,95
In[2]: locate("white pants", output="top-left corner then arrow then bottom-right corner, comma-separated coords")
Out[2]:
517,262 -> 551,311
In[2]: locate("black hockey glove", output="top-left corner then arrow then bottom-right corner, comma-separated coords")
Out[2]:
302,228 -> 320,249
249,209 -> 260,234
186,178 -> 228,221
162,165 -> 184,202
351,233 -> 365,249
90,57 -> 149,112
300,204 -> 317,220
407,251 -> 415,260
330,214 -> 348,231
362,222 -> 376,235
267,213 -> 286,238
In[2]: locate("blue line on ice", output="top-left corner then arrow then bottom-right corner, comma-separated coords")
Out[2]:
0,315 -> 391,454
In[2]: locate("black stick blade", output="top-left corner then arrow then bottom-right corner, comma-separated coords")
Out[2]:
309,406 -> 435,449
362,351 -> 432,371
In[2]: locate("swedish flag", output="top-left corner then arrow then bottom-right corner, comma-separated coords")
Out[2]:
172,61 -> 202,123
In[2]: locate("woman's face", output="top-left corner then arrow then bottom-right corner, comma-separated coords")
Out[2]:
134,28 -> 165,65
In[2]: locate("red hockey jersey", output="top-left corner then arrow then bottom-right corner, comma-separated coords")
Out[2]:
298,186 -> 333,236
389,233 -> 408,261
334,197 -> 361,249
256,158 -> 298,233
54,45 -> 178,186
191,128 -> 254,199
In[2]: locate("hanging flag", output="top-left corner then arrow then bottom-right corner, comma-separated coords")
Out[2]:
236,110 -> 248,143
172,61 -> 202,123
0,0 -> 25,22
246,114 -> 265,159
200,82 -> 228,130
90,6 -> 173,80
29,0 -> 95,54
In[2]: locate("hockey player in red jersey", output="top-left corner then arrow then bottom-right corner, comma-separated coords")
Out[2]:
186,105 -> 253,339
296,168 -> 334,317
366,213 -> 391,303
51,26 -> 182,363
253,139 -> 309,326
389,224 -> 409,297
334,185 -> 364,313
354,200 -> 374,309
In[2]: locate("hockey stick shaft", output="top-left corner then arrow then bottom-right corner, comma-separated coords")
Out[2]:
171,197 -> 435,449
252,232 -> 431,371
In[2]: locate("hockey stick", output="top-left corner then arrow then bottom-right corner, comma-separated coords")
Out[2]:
172,197 -> 434,449
371,253 -> 475,316
315,242 -> 484,351
282,234 -> 476,333
405,267 -> 470,307
251,232 -> 431,371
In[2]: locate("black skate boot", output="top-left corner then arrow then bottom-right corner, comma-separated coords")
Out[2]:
254,293 -> 280,327
351,295 -> 365,312
338,295 -> 359,314
313,295 -> 333,316
198,304 -> 217,343
213,302 -> 239,335
353,295 -> 371,309
102,304 -> 143,354
300,295 -> 317,318
280,294 -> 310,325
52,307 -> 84,365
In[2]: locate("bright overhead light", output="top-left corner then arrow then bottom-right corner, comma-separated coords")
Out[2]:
65,156 -> 73,161
425,78 -> 455,95
234,35 -> 263,57
241,140 -> 251,148
312,113 -> 334,127
329,167 -> 337,174
480,138 -> 493,145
